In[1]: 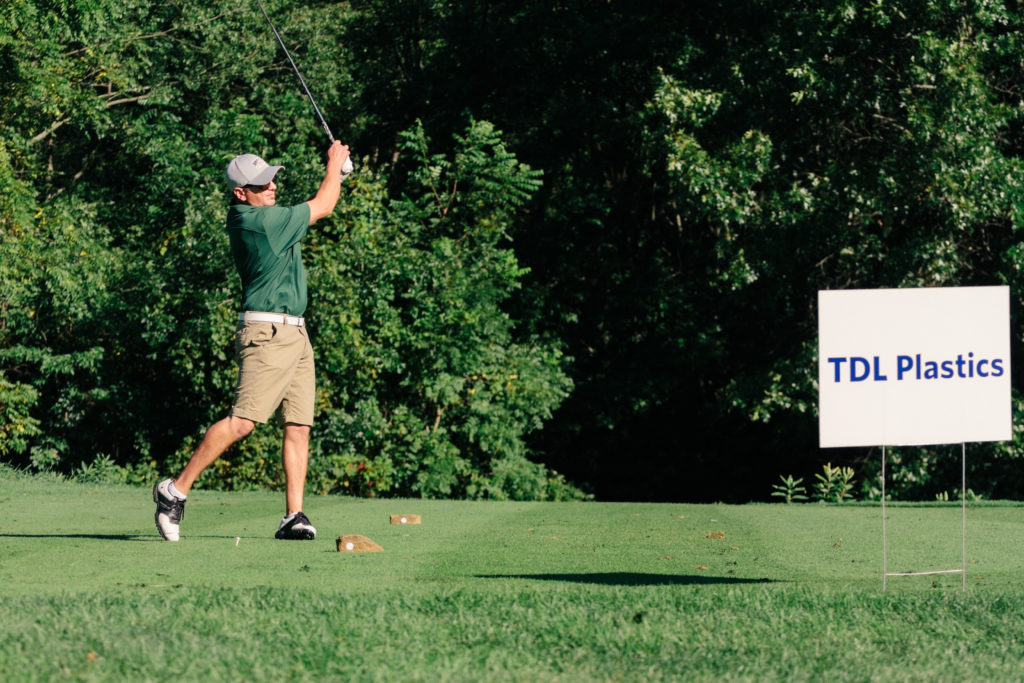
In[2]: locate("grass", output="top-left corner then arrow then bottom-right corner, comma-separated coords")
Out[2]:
2,467 -> 1024,681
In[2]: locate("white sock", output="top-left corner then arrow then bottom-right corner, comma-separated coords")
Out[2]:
168,481 -> 187,500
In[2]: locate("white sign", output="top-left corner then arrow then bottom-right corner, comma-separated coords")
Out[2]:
818,287 -> 1011,447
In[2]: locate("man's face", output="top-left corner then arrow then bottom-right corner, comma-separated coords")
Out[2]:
234,178 -> 277,207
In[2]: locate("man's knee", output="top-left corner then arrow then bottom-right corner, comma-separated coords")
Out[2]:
228,416 -> 256,440
284,423 -> 310,442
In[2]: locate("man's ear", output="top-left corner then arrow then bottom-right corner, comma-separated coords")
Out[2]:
232,187 -> 248,203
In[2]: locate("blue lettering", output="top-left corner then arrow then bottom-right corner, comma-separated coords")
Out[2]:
896,355 -> 914,380
851,357 -> 871,382
873,356 -> 888,381
941,360 -> 954,379
828,353 -> 1006,382
827,357 -> 846,383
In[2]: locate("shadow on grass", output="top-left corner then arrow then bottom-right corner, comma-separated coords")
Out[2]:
0,533 -> 159,541
476,572 -> 777,586
0,533 -> 244,542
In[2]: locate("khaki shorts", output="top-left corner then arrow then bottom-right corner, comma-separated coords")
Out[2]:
230,321 -> 316,426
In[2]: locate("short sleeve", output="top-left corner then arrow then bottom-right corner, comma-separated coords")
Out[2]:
259,204 -> 312,255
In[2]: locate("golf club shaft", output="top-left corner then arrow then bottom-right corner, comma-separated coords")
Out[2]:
255,0 -> 334,143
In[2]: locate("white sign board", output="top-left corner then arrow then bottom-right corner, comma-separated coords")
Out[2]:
818,287 -> 1011,447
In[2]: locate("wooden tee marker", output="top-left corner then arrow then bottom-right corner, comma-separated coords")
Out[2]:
336,534 -> 383,553
390,514 -> 421,525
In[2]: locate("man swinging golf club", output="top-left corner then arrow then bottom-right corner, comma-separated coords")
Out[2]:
153,140 -> 350,541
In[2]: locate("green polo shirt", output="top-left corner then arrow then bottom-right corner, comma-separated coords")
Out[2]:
226,203 -> 312,316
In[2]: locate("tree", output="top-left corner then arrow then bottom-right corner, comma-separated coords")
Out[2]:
0,0 -> 581,499
5,0 -> 1024,501
337,0 -> 1024,500
297,119 -> 578,499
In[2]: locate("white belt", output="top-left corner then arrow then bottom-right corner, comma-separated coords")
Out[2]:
239,311 -> 305,327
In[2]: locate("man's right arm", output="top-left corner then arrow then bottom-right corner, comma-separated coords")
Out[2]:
306,140 -> 350,224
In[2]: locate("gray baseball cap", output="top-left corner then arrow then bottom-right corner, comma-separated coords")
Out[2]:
225,154 -> 283,187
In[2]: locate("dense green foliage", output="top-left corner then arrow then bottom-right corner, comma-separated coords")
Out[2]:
3,0 -> 1024,500
0,0 -> 577,499
338,0 -> 1024,500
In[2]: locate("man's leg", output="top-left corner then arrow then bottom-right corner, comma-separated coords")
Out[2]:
275,422 -> 316,540
174,416 -> 255,495
154,416 -> 254,541
275,326 -> 316,539
282,422 -> 310,514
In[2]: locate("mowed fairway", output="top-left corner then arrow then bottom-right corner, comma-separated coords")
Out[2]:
3,469 -> 1024,681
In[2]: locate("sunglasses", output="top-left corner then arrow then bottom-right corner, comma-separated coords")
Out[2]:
244,181 -> 274,192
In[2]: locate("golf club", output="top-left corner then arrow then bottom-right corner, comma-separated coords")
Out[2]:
255,0 -> 353,175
